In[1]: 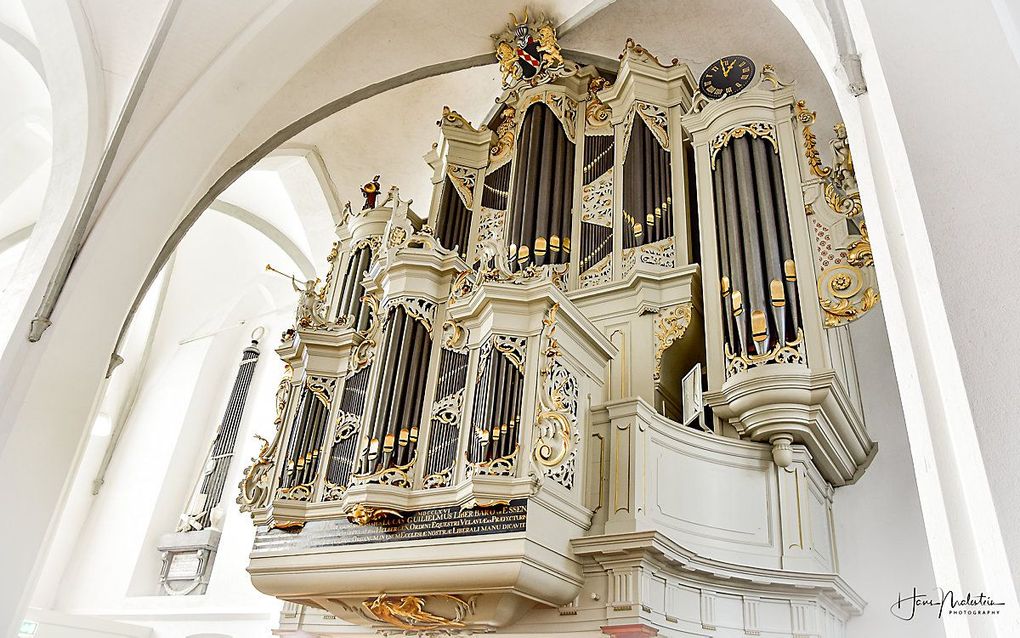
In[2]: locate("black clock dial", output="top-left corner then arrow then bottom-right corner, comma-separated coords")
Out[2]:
699,55 -> 756,99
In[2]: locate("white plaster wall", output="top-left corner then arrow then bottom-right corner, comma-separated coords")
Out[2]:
838,308 -> 944,637
45,212 -> 295,636
855,0 -> 1020,591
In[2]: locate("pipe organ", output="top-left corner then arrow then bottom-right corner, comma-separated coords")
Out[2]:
240,14 -> 881,638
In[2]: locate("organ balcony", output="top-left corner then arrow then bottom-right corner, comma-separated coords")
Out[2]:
238,16 -> 877,637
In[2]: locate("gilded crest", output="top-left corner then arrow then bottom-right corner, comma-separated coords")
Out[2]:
493,9 -> 573,89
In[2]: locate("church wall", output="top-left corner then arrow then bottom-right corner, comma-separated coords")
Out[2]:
854,0 -> 1020,593
37,213 -> 290,636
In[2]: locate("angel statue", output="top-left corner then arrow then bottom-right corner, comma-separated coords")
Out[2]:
265,264 -> 327,328
291,275 -> 327,327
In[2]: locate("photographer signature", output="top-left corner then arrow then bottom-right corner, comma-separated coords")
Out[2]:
891,588 -> 1005,620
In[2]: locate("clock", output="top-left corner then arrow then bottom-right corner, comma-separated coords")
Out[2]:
699,55 -> 756,99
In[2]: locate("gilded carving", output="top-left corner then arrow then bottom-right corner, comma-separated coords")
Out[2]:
490,106 -> 517,163
347,504 -> 404,526
238,364 -> 293,515
446,164 -> 477,208
620,38 -> 681,68
725,329 -> 806,376
636,102 -> 669,150
654,304 -> 693,381
533,304 -> 579,470
585,76 -> 613,128
363,594 -> 473,631
710,121 -> 778,168
797,99 -> 880,327
795,100 -> 831,180
492,10 -> 574,90
439,105 -> 480,132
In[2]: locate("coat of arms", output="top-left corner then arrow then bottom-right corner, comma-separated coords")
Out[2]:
493,9 -> 573,89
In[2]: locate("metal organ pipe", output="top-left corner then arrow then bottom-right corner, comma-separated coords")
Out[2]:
712,136 -> 802,359
193,340 -> 260,528
623,117 -> 672,249
337,245 -> 373,330
358,306 -> 433,476
507,103 -> 575,270
435,177 -> 472,257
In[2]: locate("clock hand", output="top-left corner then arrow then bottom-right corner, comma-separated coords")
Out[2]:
720,58 -> 730,77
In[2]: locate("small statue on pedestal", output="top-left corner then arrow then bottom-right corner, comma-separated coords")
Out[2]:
361,175 -> 382,210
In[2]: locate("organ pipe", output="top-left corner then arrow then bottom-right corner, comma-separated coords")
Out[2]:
189,339 -> 260,528
482,162 -> 511,210
507,103 -> 575,270
336,244 -> 373,330
468,344 -> 524,465
623,116 -> 672,249
357,305 -> 433,476
712,135 -> 801,358
435,177 -> 473,257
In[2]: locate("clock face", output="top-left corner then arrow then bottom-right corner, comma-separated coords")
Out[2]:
699,55 -> 756,99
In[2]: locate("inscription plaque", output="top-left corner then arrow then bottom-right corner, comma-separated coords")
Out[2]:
253,499 -> 528,553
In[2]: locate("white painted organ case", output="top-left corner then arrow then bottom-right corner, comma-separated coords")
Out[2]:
239,15 -> 880,638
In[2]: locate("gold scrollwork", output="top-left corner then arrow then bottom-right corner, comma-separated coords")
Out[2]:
585,76 -> 612,128
439,105 -> 480,132
490,106 -> 517,163
237,365 -> 292,515
441,319 -> 467,350
798,98 -> 880,327
710,122 -> 778,168
532,304 -> 576,468
817,265 -> 879,327
653,304 -> 693,381
847,223 -> 873,268
446,164 -> 477,208
422,465 -> 454,490
347,504 -> 404,527
795,99 -> 831,180
725,329 -> 806,377
620,37 -> 680,68
351,458 -> 415,489
387,225 -> 407,248
467,445 -> 519,477
760,63 -> 792,90
363,594 -> 473,631
636,102 -> 669,150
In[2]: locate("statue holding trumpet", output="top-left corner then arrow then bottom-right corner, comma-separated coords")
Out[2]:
266,264 -> 328,328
